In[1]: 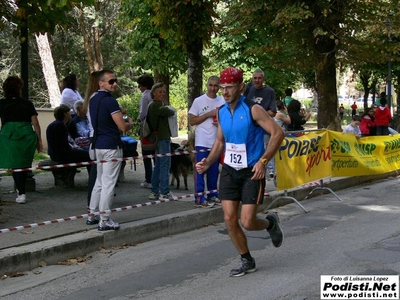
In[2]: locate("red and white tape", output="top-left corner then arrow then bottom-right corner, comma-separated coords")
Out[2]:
0,190 -> 213,234
300,178 -> 332,188
0,149 -> 210,174
0,188 -> 271,234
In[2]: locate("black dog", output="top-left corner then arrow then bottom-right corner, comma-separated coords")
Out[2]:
170,142 -> 192,190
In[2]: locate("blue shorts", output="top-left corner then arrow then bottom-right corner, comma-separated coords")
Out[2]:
218,164 -> 265,205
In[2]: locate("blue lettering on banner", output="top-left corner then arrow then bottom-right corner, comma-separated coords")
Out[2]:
278,136 -> 322,160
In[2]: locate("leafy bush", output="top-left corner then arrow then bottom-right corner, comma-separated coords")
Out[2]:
302,99 -> 313,109
117,94 -> 141,138
34,152 -> 49,160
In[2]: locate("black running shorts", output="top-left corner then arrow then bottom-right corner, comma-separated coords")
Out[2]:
218,164 -> 265,205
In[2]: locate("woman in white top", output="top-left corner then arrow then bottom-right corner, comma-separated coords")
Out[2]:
61,74 -> 82,114
274,99 -> 291,132
269,99 -> 291,179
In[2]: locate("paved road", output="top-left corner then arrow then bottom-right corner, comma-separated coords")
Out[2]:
1,177 -> 399,300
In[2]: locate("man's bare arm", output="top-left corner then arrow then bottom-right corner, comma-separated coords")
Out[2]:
251,105 -> 284,179
189,108 -> 218,126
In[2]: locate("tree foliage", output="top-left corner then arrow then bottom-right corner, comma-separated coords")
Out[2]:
148,0 -> 218,49
213,0 -> 400,129
1,0 -> 139,106
2,0 -> 400,121
120,0 -> 220,116
119,0 -> 186,79
1,0 -> 95,35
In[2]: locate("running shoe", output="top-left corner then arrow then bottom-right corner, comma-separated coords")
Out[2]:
208,196 -> 221,205
194,201 -> 215,208
86,214 -> 100,225
148,192 -> 159,200
229,257 -> 256,277
159,193 -> 174,201
266,212 -> 284,247
140,181 -> 151,188
98,219 -> 120,231
16,194 -> 26,204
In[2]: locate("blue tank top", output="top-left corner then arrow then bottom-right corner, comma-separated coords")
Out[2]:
219,96 -> 265,167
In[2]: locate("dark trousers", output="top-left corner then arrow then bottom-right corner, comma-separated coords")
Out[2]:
58,148 -> 93,206
194,146 -> 219,202
142,148 -> 155,183
13,171 -> 28,195
68,148 -> 91,164
376,126 -> 389,136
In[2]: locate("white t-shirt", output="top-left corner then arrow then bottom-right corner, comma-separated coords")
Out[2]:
343,123 -> 361,137
61,88 -> 83,113
189,94 -> 225,148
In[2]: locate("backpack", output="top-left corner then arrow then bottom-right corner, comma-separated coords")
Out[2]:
141,115 -> 159,151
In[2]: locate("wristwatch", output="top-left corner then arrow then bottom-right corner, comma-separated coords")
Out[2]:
260,158 -> 268,166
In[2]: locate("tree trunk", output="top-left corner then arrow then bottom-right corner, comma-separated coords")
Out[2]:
187,39 -> 203,147
92,26 -> 103,71
35,33 -> 61,108
187,40 -> 203,109
315,51 -> 340,131
77,7 -> 95,73
360,73 -> 371,112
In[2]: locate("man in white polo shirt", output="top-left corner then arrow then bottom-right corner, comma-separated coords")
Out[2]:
189,76 -> 225,208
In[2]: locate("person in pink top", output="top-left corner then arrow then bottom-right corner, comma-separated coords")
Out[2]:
374,98 -> 392,135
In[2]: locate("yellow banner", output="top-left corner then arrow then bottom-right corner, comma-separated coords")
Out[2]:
275,130 -> 331,190
275,130 -> 400,191
330,131 -> 400,176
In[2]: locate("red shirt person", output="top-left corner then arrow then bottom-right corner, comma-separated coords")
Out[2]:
350,102 -> 357,117
374,98 -> 392,135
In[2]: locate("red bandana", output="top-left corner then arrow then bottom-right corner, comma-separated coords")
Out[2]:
220,67 -> 243,85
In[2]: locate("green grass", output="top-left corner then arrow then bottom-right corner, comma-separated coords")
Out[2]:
34,152 -> 49,160
178,130 -> 188,136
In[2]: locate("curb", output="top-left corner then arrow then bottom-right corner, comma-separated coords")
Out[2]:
0,206 -> 224,274
0,172 -> 396,274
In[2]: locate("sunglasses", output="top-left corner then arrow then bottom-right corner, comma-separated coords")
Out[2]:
219,83 -> 239,90
107,79 -> 118,85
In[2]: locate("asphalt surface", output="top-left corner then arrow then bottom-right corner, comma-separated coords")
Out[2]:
0,141 -> 396,275
2,173 -> 400,300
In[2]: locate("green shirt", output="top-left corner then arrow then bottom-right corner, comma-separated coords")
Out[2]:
147,101 -> 175,140
283,96 -> 294,106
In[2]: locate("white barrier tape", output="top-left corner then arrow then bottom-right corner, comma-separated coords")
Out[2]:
0,189 -> 217,234
0,187 -> 271,234
300,178 -> 332,188
0,149 -> 211,174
